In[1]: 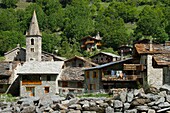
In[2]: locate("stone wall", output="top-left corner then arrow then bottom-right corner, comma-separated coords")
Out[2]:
2,86 -> 170,113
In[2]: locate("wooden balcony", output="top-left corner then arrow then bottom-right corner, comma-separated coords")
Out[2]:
85,41 -> 94,45
81,45 -> 85,48
96,42 -> 102,46
102,75 -> 142,81
124,64 -> 144,71
22,81 -> 42,85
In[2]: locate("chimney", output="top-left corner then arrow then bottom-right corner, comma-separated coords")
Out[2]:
149,39 -> 153,51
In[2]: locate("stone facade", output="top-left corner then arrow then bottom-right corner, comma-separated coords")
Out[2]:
20,75 -> 57,97
4,47 -> 26,62
26,36 -> 42,61
90,52 -> 120,64
147,55 -> 163,88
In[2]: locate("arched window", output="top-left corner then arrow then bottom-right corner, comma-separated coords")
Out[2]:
31,39 -> 34,45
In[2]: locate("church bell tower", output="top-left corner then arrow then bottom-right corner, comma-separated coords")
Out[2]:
26,10 -> 42,61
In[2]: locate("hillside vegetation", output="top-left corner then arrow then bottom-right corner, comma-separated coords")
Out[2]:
0,0 -> 170,58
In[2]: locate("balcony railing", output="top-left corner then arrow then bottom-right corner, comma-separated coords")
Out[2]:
102,75 -> 142,81
22,81 -> 42,85
85,41 -> 95,45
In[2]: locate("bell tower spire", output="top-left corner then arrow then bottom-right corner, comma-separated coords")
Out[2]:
26,10 -> 42,62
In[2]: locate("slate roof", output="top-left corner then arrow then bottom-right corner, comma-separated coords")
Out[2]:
0,61 -> 19,76
26,10 -> 41,36
83,58 -> 133,71
153,54 -> 170,66
65,55 -> 98,66
59,67 -> 84,81
90,52 -> 120,58
18,61 -> 64,75
135,44 -> 170,54
81,32 -> 102,41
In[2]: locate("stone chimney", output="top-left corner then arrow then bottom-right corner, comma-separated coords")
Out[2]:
149,39 -> 153,51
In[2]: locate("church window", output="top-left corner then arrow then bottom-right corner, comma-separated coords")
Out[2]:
31,39 -> 34,45
31,48 -> 34,52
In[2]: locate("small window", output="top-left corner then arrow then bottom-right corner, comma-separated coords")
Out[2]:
86,71 -> 89,78
0,85 -> 3,89
44,87 -> 50,93
31,48 -> 34,52
77,82 -> 83,88
93,71 -> 97,78
62,81 -> 68,87
47,75 -> 51,81
31,39 -> 34,45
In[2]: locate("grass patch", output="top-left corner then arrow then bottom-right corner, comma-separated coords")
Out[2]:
0,94 -> 17,102
0,56 -> 5,61
78,93 -> 112,98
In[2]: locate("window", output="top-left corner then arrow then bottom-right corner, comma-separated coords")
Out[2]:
44,87 -> 50,93
31,48 -> 34,52
86,71 -> 89,78
62,81 -> 68,87
0,85 -> 3,89
47,75 -> 51,81
77,82 -> 83,88
31,39 -> 34,45
93,71 -> 97,78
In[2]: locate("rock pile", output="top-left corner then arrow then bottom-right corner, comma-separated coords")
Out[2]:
1,85 -> 170,113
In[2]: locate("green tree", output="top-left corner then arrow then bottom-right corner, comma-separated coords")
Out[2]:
0,31 -> 25,56
0,9 -> 18,31
63,0 -> 94,42
135,6 -> 168,42
1,0 -> 18,8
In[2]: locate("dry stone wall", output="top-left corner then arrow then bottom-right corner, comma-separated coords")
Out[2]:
1,85 -> 170,113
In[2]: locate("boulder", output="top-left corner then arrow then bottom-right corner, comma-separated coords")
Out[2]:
155,97 -> 165,105
136,105 -> 149,111
114,100 -> 123,108
131,98 -> 150,106
20,106 -> 35,113
160,84 -> 170,94
127,90 -> 134,103
166,95 -> 170,103
99,102 -> 109,108
158,102 -> 170,108
120,90 -> 127,102
69,104 -> 82,110
124,109 -> 137,113
148,109 -> 156,113
105,106 -> 114,113
89,101 -> 96,107
124,103 -> 130,110
82,111 -> 97,113
157,107 -> 170,113
39,95 -> 53,106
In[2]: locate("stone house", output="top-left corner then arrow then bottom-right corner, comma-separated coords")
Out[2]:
117,45 -> 133,57
83,58 -> 143,93
58,56 -> 98,94
17,61 -> 64,97
133,42 -> 170,89
81,32 -> 102,52
0,61 -> 21,95
16,11 -> 66,97
90,52 -> 120,65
